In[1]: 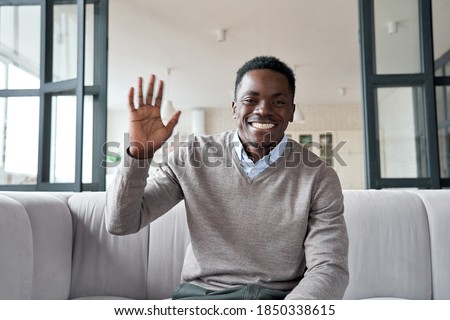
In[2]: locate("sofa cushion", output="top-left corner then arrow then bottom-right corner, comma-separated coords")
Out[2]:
412,190 -> 450,299
343,190 -> 432,299
0,192 -> 73,299
147,201 -> 190,299
0,195 -> 33,299
68,192 -> 150,299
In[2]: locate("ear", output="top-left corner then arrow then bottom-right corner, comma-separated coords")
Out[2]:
290,103 -> 296,122
231,101 -> 237,119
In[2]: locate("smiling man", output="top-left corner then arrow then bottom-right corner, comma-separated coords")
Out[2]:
106,56 -> 349,300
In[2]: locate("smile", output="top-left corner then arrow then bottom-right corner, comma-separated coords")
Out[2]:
251,122 -> 275,129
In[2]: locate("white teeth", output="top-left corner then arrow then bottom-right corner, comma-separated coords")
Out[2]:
251,122 -> 275,129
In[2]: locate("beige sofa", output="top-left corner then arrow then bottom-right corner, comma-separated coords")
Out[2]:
0,190 -> 449,299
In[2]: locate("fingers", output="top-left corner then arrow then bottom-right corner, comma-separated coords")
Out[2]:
137,77 -> 144,107
154,80 -> 164,108
143,74 -> 164,107
145,74 -> 155,105
129,75 -> 164,111
128,87 -> 135,112
165,110 -> 182,136
145,77 -> 164,108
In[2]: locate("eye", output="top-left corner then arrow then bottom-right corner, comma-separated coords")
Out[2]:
242,98 -> 257,105
273,100 -> 286,106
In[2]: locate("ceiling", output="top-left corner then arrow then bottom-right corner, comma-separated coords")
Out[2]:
108,0 -> 362,111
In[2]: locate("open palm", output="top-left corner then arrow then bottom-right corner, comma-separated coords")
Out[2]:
128,75 -> 181,159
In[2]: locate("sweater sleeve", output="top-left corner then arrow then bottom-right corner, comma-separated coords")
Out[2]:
105,150 -> 184,235
285,164 -> 349,300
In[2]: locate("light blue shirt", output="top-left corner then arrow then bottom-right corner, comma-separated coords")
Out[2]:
232,131 -> 288,179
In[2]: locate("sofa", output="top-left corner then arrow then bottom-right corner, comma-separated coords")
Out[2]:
0,189 -> 449,300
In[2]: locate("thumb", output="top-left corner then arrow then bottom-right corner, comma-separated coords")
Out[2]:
165,110 -> 182,136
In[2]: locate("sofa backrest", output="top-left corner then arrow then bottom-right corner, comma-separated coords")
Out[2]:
147,191 -> 443,300
412,190 -> 450,299
342,190 -> 432,299
1,189 -> 449,300
68,192 -> 150,299
0,194 -> 34,299
147,201 -> 190,299
0,192 -> 73,299
66,193 -> 190,299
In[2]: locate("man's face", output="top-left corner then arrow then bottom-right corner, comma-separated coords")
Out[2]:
232,69 -> 295,149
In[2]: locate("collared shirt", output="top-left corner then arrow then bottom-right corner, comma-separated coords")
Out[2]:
232,131 -> 288,179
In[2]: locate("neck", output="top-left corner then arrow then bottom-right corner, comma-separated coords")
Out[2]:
242,142 -> 277,163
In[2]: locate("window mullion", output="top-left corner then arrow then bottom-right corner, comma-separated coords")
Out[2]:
420,0 -> 440,188
90,0 -> 107,191
37,0 -> 53,188
359,0 -> 380,188
74,0 -> 86,192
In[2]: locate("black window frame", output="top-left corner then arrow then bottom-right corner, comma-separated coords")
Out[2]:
359,0 -> 450,189
0,0 -> 108,191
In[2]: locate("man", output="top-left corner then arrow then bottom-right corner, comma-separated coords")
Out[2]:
106,56 -> 349,300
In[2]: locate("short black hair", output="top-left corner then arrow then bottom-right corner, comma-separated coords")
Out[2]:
234,56 -> 296,100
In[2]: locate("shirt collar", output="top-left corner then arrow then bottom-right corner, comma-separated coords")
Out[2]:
232,130 -> 288,166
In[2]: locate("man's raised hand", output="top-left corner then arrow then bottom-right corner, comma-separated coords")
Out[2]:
128,75 -> 181,159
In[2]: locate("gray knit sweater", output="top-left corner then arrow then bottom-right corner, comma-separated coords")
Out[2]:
106,130 -> 349,299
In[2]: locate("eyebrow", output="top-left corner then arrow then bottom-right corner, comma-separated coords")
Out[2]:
243,91 -> 288,98
243,90 -> 260,96
272,93 -> 288,98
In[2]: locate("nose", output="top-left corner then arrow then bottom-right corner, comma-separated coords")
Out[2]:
253,100 -> 271,116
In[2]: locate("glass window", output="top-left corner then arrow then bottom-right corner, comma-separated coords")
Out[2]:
83,96 -> 93,183
53,4 -> 78,82
50,95 -> 77,183
0,1 -> 107,191
432,0 -> 450,63
0,61 -> 6,88
0,98 -> 5,183
0,6 -> 40,89
435,67 -> 443,77
374,0 -> 422,74
85,4 -> 94,86
377,87 -> 428,178
0,97 -> 40,185
7,63 -> 40,89
438,128 -> 450,178
435,86 -> 446,124
436,85 -> 450,179
447,86 -> 450,123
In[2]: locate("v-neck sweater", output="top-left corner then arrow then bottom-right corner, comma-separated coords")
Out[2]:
106,130 -> 349,299
232,131 -> 288,178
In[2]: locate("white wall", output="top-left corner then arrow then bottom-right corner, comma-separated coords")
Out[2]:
286,104 -> 364,189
